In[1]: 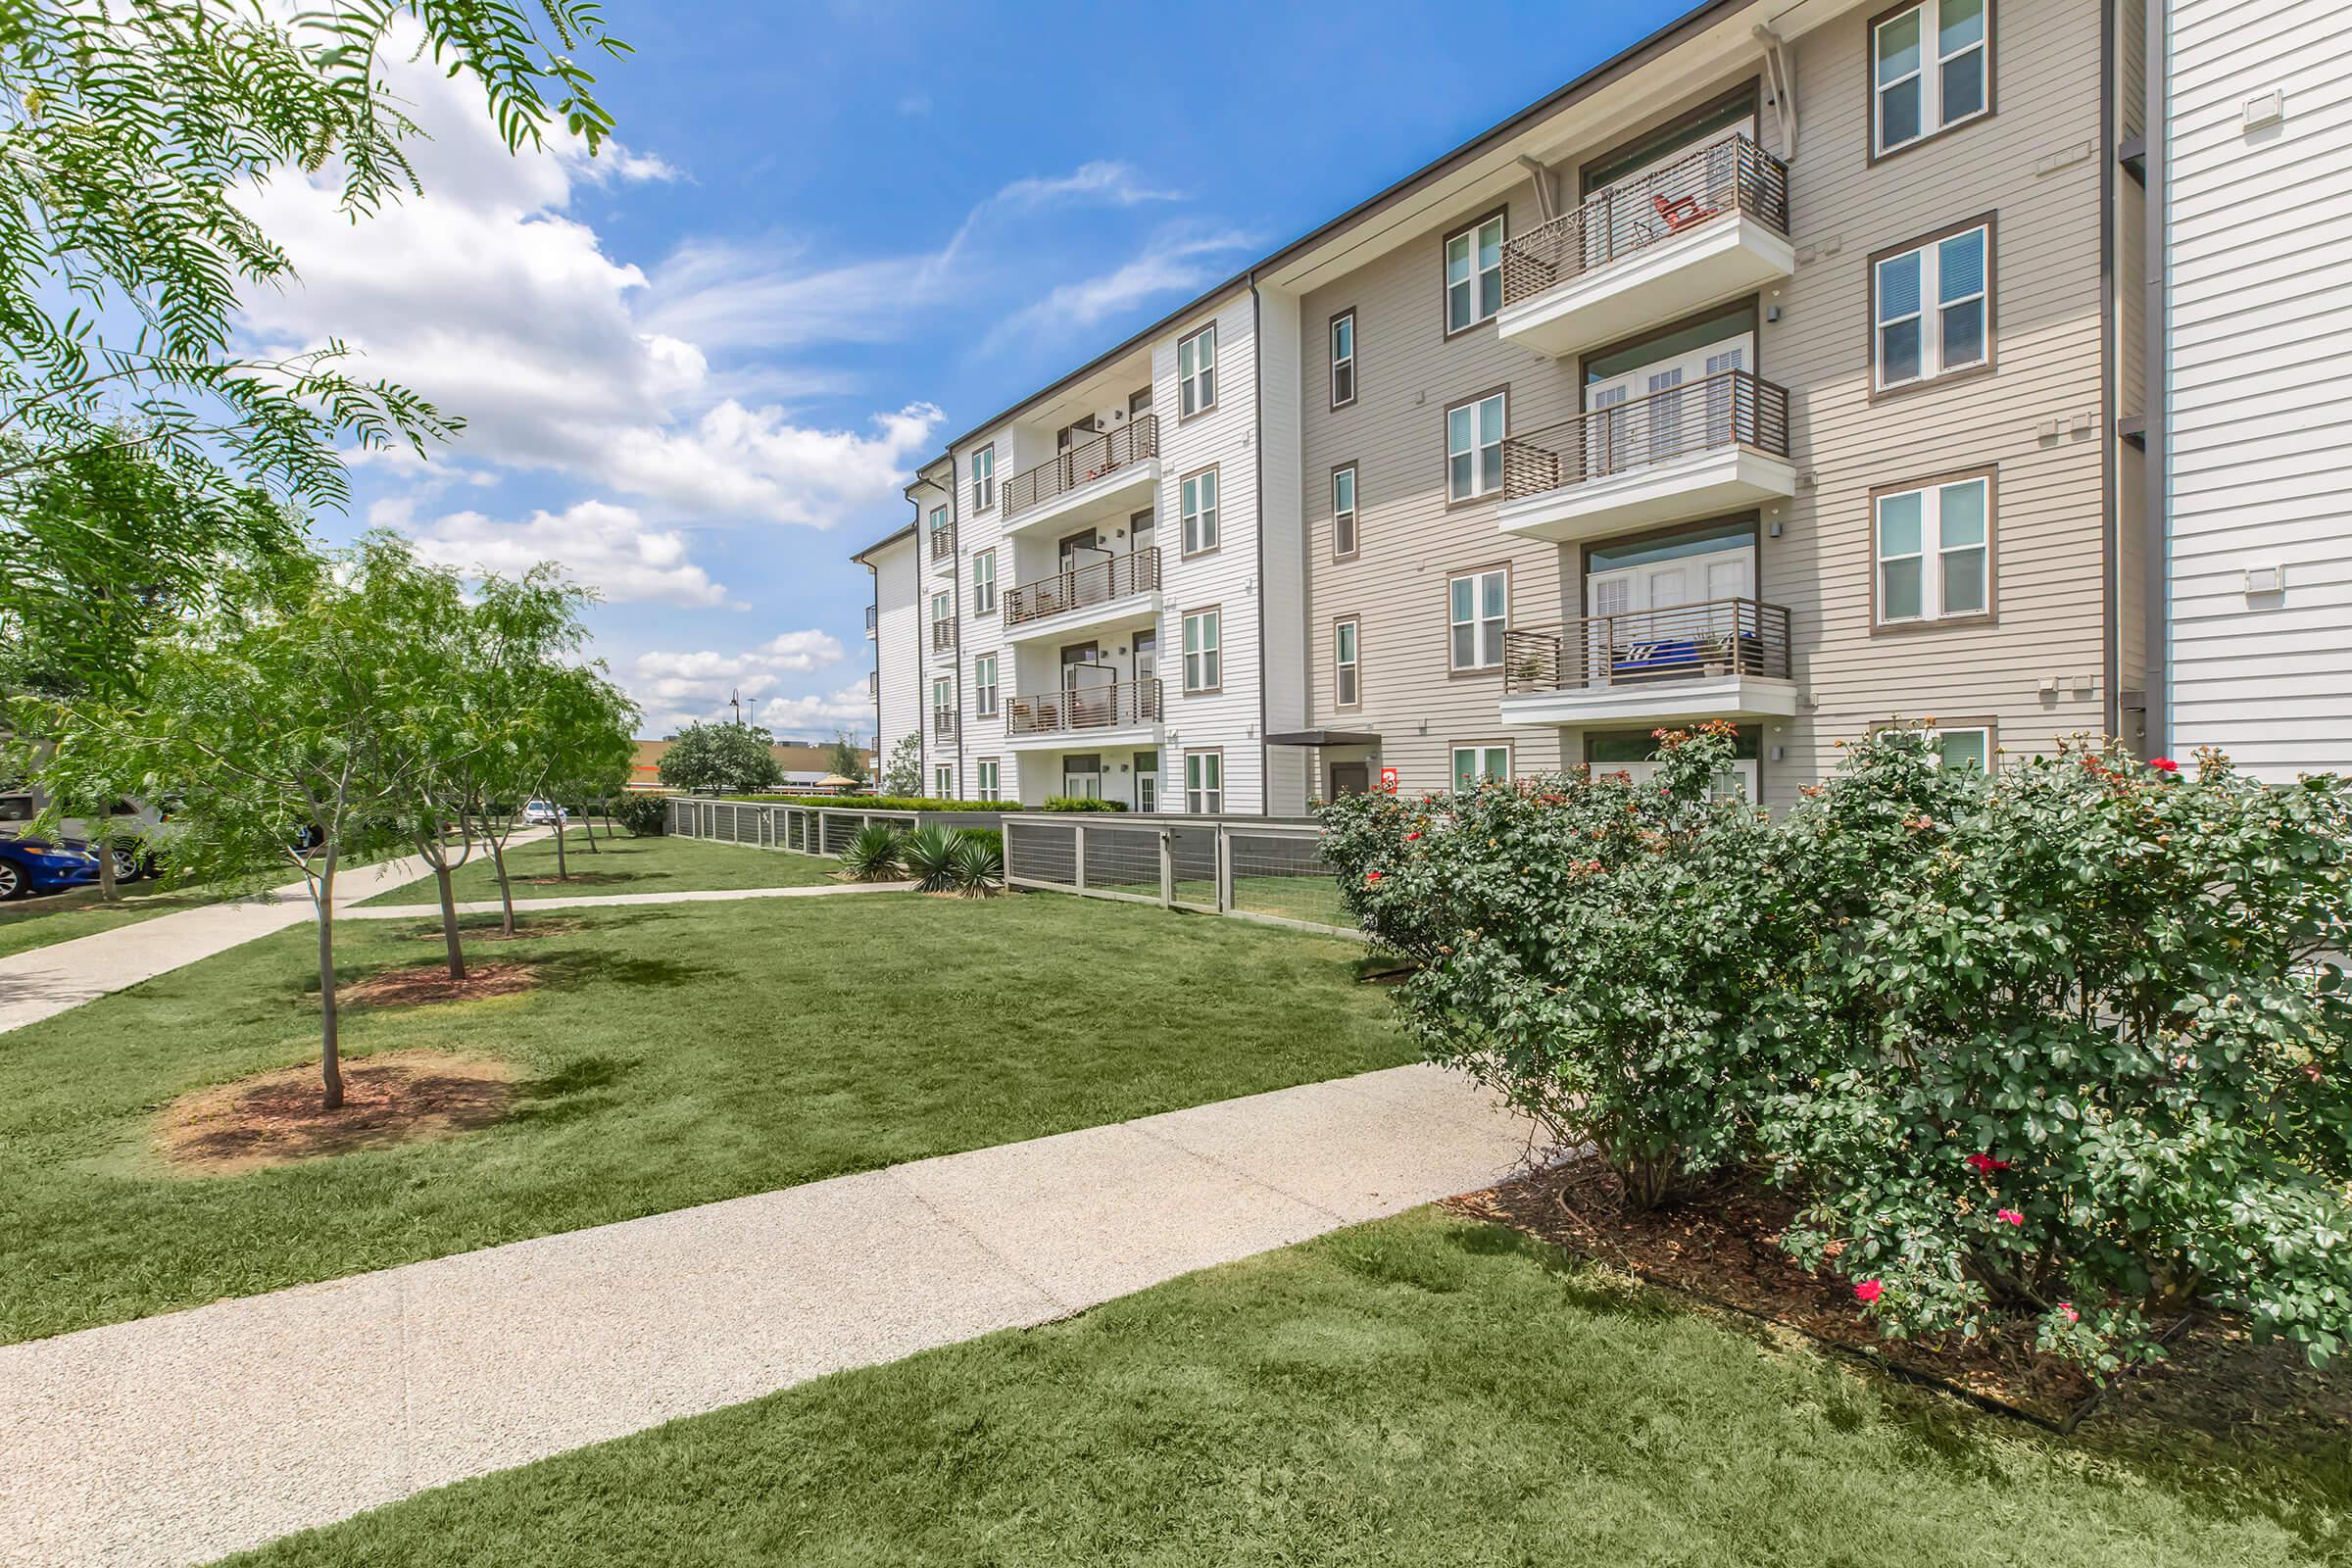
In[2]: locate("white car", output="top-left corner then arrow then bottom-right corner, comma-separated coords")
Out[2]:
521,800 -> 569,826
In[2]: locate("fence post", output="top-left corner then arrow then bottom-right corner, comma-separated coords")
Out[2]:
1215,823 -> 1233,913
1073,822 -> 1088,891
1158,827 -> 1174,907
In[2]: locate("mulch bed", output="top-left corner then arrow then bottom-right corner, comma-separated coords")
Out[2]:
342,960 -> 540,1007
156,1049 -> 518,1176
1453,1160 -> 2123,1427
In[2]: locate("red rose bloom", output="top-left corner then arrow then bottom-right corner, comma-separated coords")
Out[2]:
1997,1208 -> 2024,1227
1853,1279 -> 1884,1304
2057,1301 -> 2080,1324
1364,871 -> 1383,884
2150,757 -> 2180,772
1404,832 -> 1421,842
1965,1153 -> 2011,1175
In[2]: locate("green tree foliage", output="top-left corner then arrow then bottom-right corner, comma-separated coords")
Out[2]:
826,728 -> 868,786
657,720 -> 781,795
610,792 -> 668,837
878,733 -> 922,798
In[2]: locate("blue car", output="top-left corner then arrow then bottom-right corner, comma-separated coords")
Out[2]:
0,837 -> 103,900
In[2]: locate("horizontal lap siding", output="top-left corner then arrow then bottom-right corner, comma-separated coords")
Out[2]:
2166,0 -> 2352,777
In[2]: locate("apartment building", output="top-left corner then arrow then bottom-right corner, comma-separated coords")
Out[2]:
2152,0 -> 2352,779
863,0 -> 2162,812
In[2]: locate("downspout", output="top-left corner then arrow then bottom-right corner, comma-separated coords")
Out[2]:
2099,0 -> 2120,743
2145,0 -> 2171,760
1250,271 -> 1271,815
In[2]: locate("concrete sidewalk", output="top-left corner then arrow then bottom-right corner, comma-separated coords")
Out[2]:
341,878 -> 917,919
0,1062 -> 1538,1568
0,837 -> 547,1038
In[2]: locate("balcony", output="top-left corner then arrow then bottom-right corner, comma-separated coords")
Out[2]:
1002,549 -> 1160,643
1497,597 -> 1797,728
1497,135 -> 1793,359
929,525 -> 956,564
931,618 -> 956,654
863,604 -> 876,638
1497,369 -> 1794,544
1000,416 -> 1159,537
1004,679 -> 1162,750
932,709 -> 957,743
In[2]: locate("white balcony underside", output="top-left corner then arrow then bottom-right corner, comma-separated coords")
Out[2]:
1001,593 -> 1160,646
1497,446 -> 1796,544
1498,674 -> 1799,728
1004,723 -> 1162,753
1001,461 -> 1159,538
1496,215 -> 1796,360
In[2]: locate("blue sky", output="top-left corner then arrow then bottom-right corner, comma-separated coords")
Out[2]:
257,1 -> 1689,738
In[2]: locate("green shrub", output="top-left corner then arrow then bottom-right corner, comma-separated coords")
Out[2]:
611,793 -> 671,836
949,830 -> 1004,897
899,824 -> 961,892
719,795 -> 1004,811
1042,796 -> 1126,812
839,822 -> 905,881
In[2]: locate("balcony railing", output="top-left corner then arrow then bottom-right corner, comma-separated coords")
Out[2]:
864,604 -> 877,637
1499,135 -> 1790,310
1501,369 -> 1789,502
1003,415 -> 1158,518
1502,598 -> 1791,696
932,618 -> 956,652
929,526 -> 956,563
1003,548 -> 1160,626
1005,678 -> 1162,737
932,709 -> 957,741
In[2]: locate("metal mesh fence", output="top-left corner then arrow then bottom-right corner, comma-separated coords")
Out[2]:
1080,821 -> 1164,897
1004,819 -> 1079,888
1226,828 -> 1349,929
1002,814 -> 1353,936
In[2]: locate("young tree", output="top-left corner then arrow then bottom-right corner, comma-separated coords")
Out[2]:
530,666 -> 637,882
656,720 -> 781,794
826,729 -> 870,788
879,733 -> 922,797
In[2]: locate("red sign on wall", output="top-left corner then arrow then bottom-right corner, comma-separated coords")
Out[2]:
1378,766 -> 1399,793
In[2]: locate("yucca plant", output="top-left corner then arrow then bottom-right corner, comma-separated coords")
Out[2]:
949,832 -> 1004,897
898,823 -> 962,892
840,822 -> 905,881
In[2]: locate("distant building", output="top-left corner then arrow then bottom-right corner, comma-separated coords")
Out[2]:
626,738 -> 876,793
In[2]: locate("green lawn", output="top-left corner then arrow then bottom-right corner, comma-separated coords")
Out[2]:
1172,874 -> 1352,929
0,891 -> 1409,1344
227,1207 -> 2347,1567
359,830 -> 841,906
0,874 -> 226,962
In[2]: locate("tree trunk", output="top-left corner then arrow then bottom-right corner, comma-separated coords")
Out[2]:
487,837 -> 517,937
95,840 -> 118,904
581,806 -> 600,853
315,858 -> 344,1111
554,816 -> 569,880
433,861 -> 466,980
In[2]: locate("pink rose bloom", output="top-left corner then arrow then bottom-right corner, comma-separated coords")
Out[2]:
2057,1301 -> 2080,1324
1853,1279 -> 1884,1304
1965,1153 -> 2011,1175
1997,1208 -> 2024,1227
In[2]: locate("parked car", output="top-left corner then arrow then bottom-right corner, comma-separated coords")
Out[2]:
0,789 -> 173,882
522,800 -> 569,825
0,837 -> 102,900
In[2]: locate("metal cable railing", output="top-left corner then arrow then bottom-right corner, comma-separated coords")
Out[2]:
1003,548 -> 1159,626
1502,597 -> 1791,694
1500,134 -> 1790,309
1003,415 -> 1158,517
1004,679 -> 1161,737
1500,369 -> 1789,500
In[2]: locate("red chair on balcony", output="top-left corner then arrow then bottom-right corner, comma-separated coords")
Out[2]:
1651,190 -> 1713,232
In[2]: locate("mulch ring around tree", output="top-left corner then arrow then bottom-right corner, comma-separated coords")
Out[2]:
155,1049 -> 519,1177
403,918 -> 591,944
1452,1159 -> 2193,1430
340,960 -> 541,1007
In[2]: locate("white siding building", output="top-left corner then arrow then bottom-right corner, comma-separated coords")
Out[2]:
853,523 -> 921,786
2158,0 -> 2352,777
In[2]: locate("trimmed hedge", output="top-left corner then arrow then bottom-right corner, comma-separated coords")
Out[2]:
1041,797 -> 1127,812
717,795 -> 1003,811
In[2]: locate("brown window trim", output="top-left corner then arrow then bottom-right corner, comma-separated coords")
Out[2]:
1863,0 -> 1998,168
1177,463 -> 1223,560
1866,464 -> 2000,635
971,548 -> 998,617
1331,614 -> 1363,711
1865,211 -> 1998,404
1445,561 -> 1511,677
1439,205 -> 1510,341
1180,603 -> 1224,697
1176,320 -> 1220,423
1578,513 -> 1761,615
972,653 -> 1000,719
1576,300 -> 1763,413
1328,307 -> 1358,411
1441,384 -> 1510,512
1182,746 -> 1226,810
1869,713 -> 2002,762
1330,460 -> 1360,562
1447,739 -> 1517,787
970,443 -> 997,514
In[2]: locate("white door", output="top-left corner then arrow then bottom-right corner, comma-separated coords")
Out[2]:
1587,541 -> 1754,685
1584,333 -> 1750,475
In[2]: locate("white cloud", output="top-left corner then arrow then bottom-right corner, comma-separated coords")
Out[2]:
626,640 -> 859,738
983,227 -> 1257,351
755,682 -> 877,736
408,500 -> 737,609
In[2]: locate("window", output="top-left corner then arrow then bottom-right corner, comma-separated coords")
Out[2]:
1874,220 -> 1990,390
1876,472 -> 1992,624
1444,211 -> 1505,334
1936,727 -> 1991,770
1873,0 -> 1990,158
927,504 -> 952,560
933,764 -> 955,799
1332,464 -> 1358,559
1329,309 -> 1356,408
971,444 -> 996,512
1180,466 -> 1220,556
972,550 -> 997,615
1446,391 -> 1505,503
1182,608 -> 1221,693
930,590 -> 954,650
1448,568 -> 1507,670
1334,618 -> 1360,708
1185,750 -> 1223,813
973,653 -> 999,717
1450,744 -> 1511,793
932,676 -> 955,735
976,759 -> 1002,801
1178,322 -> 1217,417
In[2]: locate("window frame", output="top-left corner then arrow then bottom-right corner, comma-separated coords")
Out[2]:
970,443 -> 996,513
1177,321 -> 1218,421
1444,387 -> 1508,506
971,549 -> 997,616
1179,465 -> 1221,558
1329,308 -> 1357,410
1333,616 -> 1361,710
1184,749 -> 1224,814
932,763 -> 955,800
1869,466 -> 1998,632
1867,0 -> 1995,164
1446,565 -> 1510,673
1330,462 -> 1359,561
1449,742 -> 1513,793
1181,606 -> 1223,695
976,759 -> 1002,801
1441,207 -> 1508,338
1873,719 -> 1998,772
1868,214 -> 1996,398
931,676 -> 956,736
972,652 -> 1000,718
